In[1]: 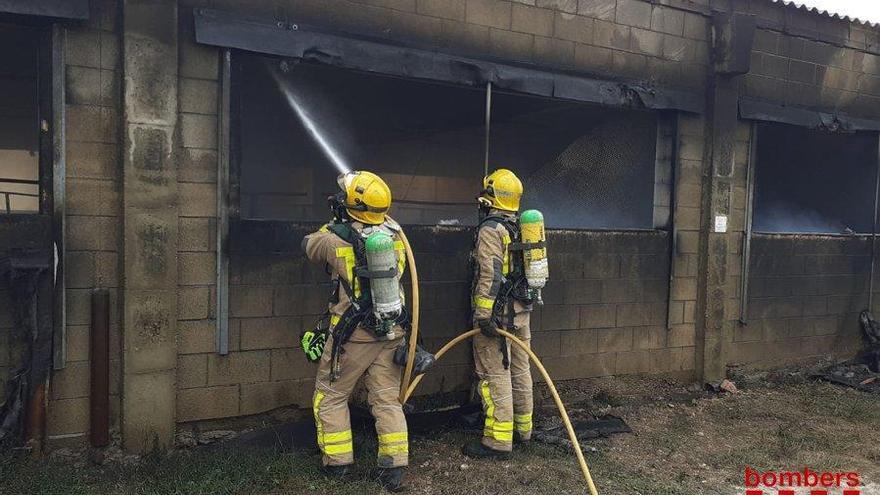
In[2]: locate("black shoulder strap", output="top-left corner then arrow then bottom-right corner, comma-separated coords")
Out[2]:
478,215 -> 519,242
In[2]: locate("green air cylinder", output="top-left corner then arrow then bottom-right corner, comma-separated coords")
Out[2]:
520,209 -> 548,296
365,231 -> 402,321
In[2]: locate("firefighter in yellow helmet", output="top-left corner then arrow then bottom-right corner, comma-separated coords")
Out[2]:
301,171 -> 409,491
463,168 -> 534,459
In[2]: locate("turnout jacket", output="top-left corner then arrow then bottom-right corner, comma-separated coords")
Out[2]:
471,209 -> 531,328
303,220 -> 407,343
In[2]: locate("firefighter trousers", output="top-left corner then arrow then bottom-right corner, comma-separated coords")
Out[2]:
472,311 -> 533,452
313,335 -> 408,468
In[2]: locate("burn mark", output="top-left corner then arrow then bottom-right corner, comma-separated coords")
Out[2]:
138,223 -> 168,275
135,301 -> 169,344
131,126 -> 170,185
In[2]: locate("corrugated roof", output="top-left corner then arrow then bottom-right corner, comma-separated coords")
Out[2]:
770,0 -> 879,29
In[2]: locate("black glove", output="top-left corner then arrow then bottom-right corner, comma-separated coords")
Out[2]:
477,318 -> 500,338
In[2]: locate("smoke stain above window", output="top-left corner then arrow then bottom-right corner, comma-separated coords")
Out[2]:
233,53 -> 662,229
753,123 -> 878,234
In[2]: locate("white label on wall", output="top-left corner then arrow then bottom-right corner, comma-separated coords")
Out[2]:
714,215 -> 728,233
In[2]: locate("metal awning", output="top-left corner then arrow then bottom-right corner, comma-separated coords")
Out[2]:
0,0 -> 89,20
193,8 -> 703,114
739,97 -> 880,132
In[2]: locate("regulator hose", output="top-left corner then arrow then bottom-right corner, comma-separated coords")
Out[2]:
394,226 -> 421,404
402,328 -> 600,495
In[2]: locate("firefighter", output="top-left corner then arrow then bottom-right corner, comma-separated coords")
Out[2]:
302,171 -> 409,492
463,168 -> 534,459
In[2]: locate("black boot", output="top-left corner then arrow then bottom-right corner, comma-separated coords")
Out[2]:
377,467 -> 406,492
513,431 -> 531,445
461,440 -> 511,460
321,464 -> 351,479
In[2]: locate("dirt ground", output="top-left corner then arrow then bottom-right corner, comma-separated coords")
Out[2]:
3,364 -> 880,495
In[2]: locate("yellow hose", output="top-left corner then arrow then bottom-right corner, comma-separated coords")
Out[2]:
402,328 -> 600,495
395,227 -> 420,404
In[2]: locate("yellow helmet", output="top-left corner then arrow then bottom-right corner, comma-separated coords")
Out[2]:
337,170 -> 392,224
479,168 -> 523,212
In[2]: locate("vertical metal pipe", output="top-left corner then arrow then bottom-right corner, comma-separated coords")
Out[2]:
868,133 -> 880,313
90,289 -> 110,447
738,122 -> 757,325
216,49 -> 231,355
484,82 -> 492,177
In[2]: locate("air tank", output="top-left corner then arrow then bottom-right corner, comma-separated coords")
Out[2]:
520,209 -> 548,304
364,231 -> 402,322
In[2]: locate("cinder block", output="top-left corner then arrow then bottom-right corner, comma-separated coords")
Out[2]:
179,182 -> 217,217
616,302 -> 666,327
439,18 -> 491,53
96,251 -> 119,287
100,31 -> 119,70
123,290 -> 177,373
593,19 -> 629,49
67,141 -> 118,179
66,251 -> 95,289
178,353 -> 208,389
180,113 -> 217,149
67,216 -> 118,251
179,217 -> 214,252
179,78 -> 218,115
574,43 -> 613,71
67,28 -> 101,68
240,379 -> 313,416
512,4 -> 554,36
615,348 -> 670,374
240,316 -> 300,350
612,50 -> 647,77
597,327 -> 632,352
177,385 -> 239,422
66,178 -> 120,216
537,0 -> 576,13
47,397 -> 89,436
179,41 -> 219,80
207,350 -> 271,385
630,28 -> 662,57
560,328 -> 597,355
66,324 -> 91,362
668,323 -> 695,346
178,286 -> 210,320
388,10 -> 443,44
650,6 -> 683,36
488,28 -> 534,62
534,36 -> 575,67
683,12 -> 706,40
541,304 -> 580,330
230,286 -> 274,317
563,280 -> 601,304
178,252 -> 216,286
67,66 -> 102,105
632,326 -> 666,350
531,330 -> 561,358
122,370 -> 175,452
270,348 -> 313,381
67,104 -> 117,144
50,361 -> 90,400
579,303 -> 616,328
179,319 -> 219,354
577,0 -> 614,21
614,0 -> 650,29
543,353 -> 614,380
358,0 -> 416,11
416,0 -> 466,20
554,11 -> 593,44
466,0 -> 512,29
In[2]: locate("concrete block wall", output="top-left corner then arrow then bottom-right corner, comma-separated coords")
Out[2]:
46,0 -> 124,449
730,234 -> 868,366
739,1 -> 880,118
209,0 -> 711,91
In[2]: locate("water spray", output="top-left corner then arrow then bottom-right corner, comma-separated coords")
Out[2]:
272,62 -> 352,175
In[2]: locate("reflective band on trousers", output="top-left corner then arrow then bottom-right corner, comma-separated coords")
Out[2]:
335,246 -> 360,297
313,391 -> 353,456
514,413 -> 533,433
474,296 -> 495,309
378,431 -> 409,456
480,380 -> 513,443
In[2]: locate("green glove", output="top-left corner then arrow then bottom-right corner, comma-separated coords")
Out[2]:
301,330 -> 327,363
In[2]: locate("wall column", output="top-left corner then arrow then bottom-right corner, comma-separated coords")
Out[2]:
121,0 -> 179,452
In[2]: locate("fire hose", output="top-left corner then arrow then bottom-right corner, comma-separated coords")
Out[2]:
394,228 -> 600,495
